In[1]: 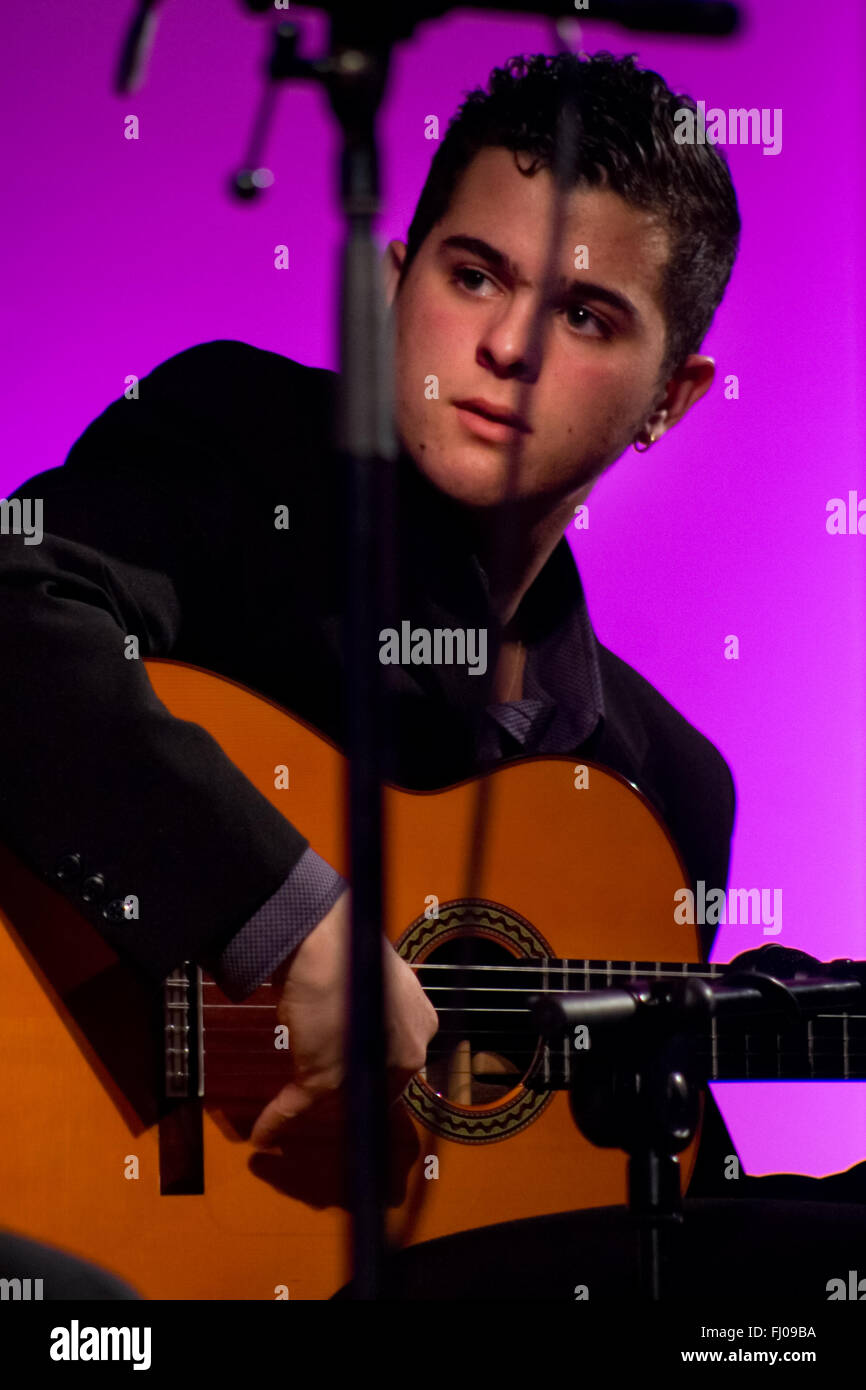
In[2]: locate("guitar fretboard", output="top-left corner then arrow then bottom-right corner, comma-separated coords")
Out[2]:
196,957 -> 866,1099
412,957 -> 866,1085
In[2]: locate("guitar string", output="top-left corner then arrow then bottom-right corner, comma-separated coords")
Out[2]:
198,972 -> 864,1069
200,1001 -> 864,1051
199,964 -> 834,979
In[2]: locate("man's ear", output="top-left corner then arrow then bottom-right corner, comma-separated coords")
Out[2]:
383,239 -> 408,308
643,355 -> 716,443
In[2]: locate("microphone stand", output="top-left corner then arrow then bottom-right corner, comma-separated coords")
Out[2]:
234,1 -> 740,1302
531,946 -> 866,1301
266,20 -> 403,1300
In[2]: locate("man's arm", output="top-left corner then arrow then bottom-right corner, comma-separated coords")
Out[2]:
0,339 -> 440,1143
205,847 -> 348,1001
0,345 -> 313,984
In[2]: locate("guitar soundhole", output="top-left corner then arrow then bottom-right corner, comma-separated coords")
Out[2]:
421,935 -> 531,1107
397,899 -> 555,1143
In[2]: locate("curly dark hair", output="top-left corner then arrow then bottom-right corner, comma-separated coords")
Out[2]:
401,51 -> 741,383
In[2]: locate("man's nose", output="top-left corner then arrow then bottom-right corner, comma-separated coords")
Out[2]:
475,295 -> 545,379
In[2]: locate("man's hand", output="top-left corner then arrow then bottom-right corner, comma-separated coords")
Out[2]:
249,888 -> 438,1150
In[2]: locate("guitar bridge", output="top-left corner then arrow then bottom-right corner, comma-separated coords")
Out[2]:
158,961 -> 205,1194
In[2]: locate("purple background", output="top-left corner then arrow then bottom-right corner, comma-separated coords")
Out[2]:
2,1 -> 864,1178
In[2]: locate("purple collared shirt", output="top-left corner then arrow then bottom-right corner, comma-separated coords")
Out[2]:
209,547 -> 603,1001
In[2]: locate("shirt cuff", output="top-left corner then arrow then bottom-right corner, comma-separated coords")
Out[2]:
205,846 -> 348,1002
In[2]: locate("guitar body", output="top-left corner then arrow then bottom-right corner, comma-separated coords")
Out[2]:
0,659 -> 701,1299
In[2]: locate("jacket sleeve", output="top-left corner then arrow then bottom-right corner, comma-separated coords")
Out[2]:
205,847 -> 348,1001
0,343 -> 314,986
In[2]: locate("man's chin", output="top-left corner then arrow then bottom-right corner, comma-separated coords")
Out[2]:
408,452 -> 527,511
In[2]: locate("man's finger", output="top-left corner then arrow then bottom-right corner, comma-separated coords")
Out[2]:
249,1083 -> 315,1149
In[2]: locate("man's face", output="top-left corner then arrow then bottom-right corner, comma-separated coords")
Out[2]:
383,146 -> 686,513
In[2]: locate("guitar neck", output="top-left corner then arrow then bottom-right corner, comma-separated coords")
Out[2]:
168,957 -> 866,1108
522,957 -> 866,1083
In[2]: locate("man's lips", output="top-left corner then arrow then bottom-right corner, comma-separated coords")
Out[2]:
453,398 -> 532,433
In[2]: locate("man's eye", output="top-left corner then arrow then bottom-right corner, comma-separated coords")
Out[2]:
564,304 -> 609,338
452,267 -> 495,293
453,267 -> 611,340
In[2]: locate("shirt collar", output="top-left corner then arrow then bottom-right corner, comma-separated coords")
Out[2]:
480,534 -> 605,751
395,450 -> 605,747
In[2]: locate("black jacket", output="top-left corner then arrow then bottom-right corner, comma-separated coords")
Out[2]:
0,338 -> 736,984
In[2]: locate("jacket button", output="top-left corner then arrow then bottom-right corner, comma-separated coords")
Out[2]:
54,853 -> 82,882
81,873 -> 105,903
102,898 -> 128,924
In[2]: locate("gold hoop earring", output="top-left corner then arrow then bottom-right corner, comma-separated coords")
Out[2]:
633,433 -> 655,453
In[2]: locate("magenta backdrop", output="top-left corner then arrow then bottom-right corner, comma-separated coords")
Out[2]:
2,1 -> 864,1180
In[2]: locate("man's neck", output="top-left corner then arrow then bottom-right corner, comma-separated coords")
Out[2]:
469,491 -> 581,631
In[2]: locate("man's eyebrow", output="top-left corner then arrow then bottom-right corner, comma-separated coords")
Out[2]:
439,234 -> 641,324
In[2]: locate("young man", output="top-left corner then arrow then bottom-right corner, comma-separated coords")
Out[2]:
0,51 -> 747,1286
255,48 -> 741,1148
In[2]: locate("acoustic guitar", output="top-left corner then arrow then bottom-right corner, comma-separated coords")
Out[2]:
0,659 -> 862,1299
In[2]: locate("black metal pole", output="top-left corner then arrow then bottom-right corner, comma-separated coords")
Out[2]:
328,39 -> 397,1300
